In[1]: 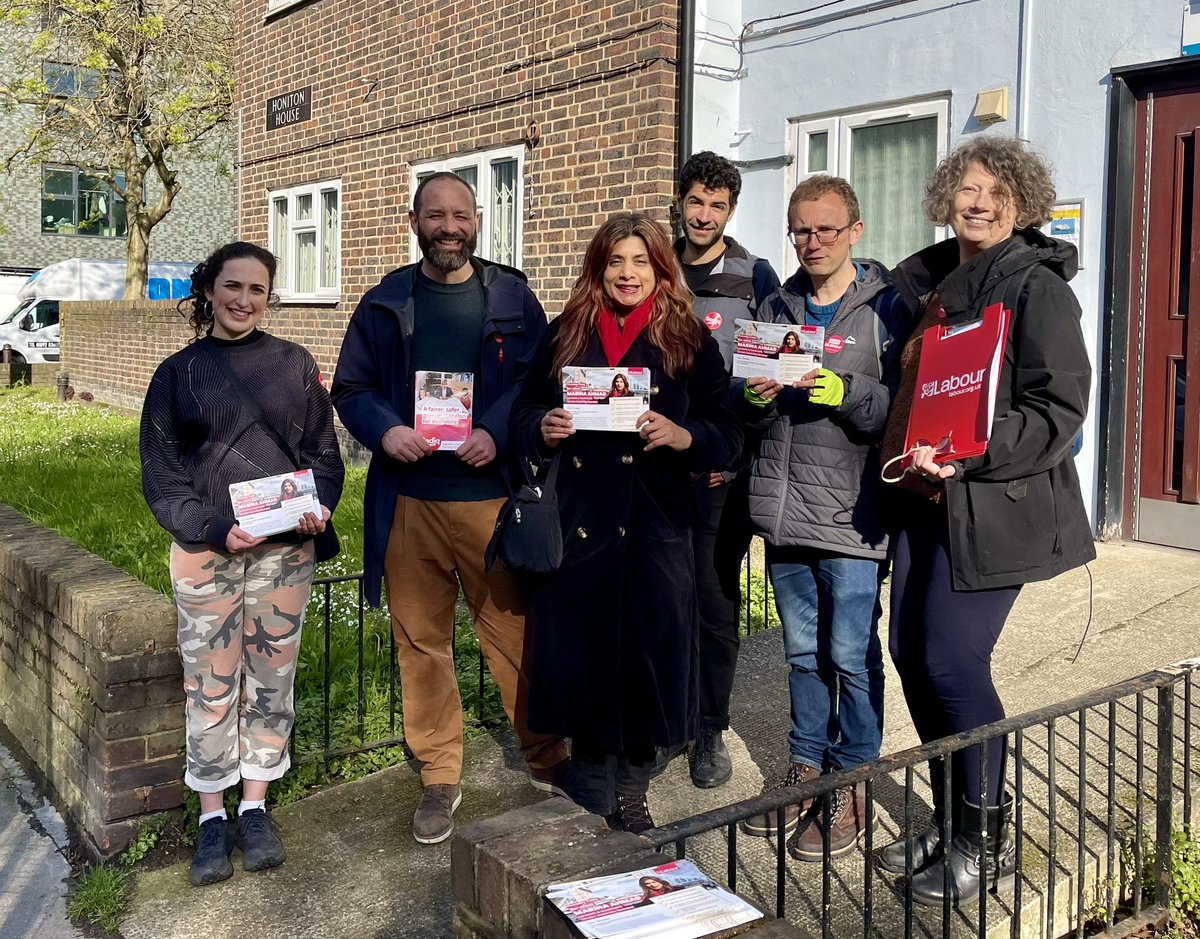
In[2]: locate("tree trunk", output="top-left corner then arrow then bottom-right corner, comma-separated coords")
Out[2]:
123,213 -> 151,299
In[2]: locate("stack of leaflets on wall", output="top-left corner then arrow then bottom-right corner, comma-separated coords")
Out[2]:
545,859 -> 762,939
414,370 -> 473,451
229,469 -> 321,539
732,319 -> 823,382
561,366 -> 650,432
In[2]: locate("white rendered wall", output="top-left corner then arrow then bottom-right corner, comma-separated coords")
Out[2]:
692,0 -> 1189,528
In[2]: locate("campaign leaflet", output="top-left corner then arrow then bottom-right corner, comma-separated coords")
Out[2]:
561,367 -> 650,432
546,859 -> 763,939
732,319 -> 823,383
229,469 -> 321,539
414,370 -> 473,451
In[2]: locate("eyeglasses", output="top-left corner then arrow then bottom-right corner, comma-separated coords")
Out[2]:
786,224 -> 852,246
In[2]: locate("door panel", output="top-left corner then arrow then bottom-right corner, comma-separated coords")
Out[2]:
1134,86 -> 1200,549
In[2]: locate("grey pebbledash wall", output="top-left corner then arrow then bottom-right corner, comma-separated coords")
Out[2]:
0,504 -> 184,858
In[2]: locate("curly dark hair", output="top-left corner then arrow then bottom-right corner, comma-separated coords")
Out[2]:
181,241 -> 278,340
923,136 -> 1057,230
678,151 -> 742,205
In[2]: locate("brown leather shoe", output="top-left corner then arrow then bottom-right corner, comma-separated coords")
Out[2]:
789,785 -> 873,862
739,762 -> 820,838
412,783 -> 462,845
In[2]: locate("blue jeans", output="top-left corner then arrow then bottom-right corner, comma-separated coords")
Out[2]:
766,545 -> 885,772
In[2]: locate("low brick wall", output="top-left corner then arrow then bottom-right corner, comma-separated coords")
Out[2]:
59,300 -> 192,414
451,798 -> 811,939
59,300 -> 343,417
0,504 -> 184,858
4,362 -> 58,388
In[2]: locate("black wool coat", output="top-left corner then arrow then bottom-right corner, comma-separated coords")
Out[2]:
510,320 -> 743,755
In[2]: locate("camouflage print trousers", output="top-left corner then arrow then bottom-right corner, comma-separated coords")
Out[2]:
171,540 -> 315,793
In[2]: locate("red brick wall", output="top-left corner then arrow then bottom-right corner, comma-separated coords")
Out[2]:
234,0 -> 683,378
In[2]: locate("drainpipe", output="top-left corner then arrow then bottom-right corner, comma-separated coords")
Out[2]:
677,0 -> 696,178
1015,0 -> 1033,138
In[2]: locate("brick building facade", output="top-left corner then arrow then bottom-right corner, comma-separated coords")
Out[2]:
235,0 -> 684,377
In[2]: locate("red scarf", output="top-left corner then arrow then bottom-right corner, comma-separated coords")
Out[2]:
596,295 -> 654,367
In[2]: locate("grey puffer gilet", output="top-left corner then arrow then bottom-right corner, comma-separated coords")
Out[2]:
746,260 -> 902,560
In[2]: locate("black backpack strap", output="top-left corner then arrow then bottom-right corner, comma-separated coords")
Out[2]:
199,341 -> 300,469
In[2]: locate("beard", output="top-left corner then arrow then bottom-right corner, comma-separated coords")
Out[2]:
418,228 -> 477,273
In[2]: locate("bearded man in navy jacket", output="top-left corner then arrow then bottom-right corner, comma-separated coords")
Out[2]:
332,173 -> 569,846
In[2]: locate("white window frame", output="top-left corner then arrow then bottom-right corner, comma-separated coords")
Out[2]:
268,179 -> 341,302
266,0 -> 307,14
409,145 -> 525,267
787,97 -> 950,276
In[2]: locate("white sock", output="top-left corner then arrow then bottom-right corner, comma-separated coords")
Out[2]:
198,809 -> 226,826
238,799 -> 266,816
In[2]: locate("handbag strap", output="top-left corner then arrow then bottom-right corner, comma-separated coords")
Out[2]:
200,341 -> 301,470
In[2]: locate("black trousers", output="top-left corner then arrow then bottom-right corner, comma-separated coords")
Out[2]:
571,740 -> 655,816
690,473 -> 753,730
888,509 -> 1020,808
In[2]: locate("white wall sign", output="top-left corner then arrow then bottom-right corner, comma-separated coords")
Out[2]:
1184,0 -> 1200,56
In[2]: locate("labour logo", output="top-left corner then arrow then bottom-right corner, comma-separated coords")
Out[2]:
703,311 -> 723,330
825,335 -> 844,355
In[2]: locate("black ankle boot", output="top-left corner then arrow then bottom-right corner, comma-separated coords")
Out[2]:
876,816 -> 944,874
877,760 -> 949,874
909,794 -> 1016,907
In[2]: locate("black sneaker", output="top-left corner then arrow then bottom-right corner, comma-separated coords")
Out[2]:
689,726 -> 732,789
189,817 -> 234,887
614,791 -> 656,835
236,808 -> 286,872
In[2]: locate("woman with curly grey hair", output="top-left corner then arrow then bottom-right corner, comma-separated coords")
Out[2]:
877,137 -> 1094,906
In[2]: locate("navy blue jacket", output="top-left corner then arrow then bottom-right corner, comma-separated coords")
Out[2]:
331,258 -> 547,606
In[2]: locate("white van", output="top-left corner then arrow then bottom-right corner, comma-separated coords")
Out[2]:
0,259 -> 195,365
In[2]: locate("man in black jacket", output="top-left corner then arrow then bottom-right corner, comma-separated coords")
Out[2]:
671,152 -> 780,788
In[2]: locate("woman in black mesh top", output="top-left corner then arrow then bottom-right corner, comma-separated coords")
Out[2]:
139,242 -> 343,888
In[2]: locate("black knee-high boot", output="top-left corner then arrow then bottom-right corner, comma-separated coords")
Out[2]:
909,793 -> 1016,907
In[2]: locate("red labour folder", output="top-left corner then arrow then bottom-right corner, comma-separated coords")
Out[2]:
904,301 -> 1011,465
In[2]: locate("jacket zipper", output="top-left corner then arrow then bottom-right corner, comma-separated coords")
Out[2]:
770,420 -> 795,543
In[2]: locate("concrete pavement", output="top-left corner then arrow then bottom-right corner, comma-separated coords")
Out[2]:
0,726 -> 86,939
107,540 -> 1200,937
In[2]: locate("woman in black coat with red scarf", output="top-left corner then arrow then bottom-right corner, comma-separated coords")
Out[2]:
511,212 -> 741,833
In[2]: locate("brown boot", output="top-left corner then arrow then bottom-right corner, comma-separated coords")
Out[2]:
739,762 -> 820,838
789,785 -> 873,862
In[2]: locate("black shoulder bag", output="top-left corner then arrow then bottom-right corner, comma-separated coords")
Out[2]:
484,454 -> 563,574
201,344 -> 341,563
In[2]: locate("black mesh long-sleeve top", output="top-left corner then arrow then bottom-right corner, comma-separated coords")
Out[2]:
139,330 -> 345,550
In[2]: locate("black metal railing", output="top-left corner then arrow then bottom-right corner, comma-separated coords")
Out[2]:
646,660 -> 1200,939
293,540 -> 775,764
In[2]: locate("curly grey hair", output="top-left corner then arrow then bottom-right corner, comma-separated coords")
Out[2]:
922,136 -> 1057,230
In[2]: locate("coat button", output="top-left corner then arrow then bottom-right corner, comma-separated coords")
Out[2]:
572,456 -> 583,469
621,454 -> 633,465
576,527 -> 588,539
650,385 -> 660,395
617,526 -> 626,537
